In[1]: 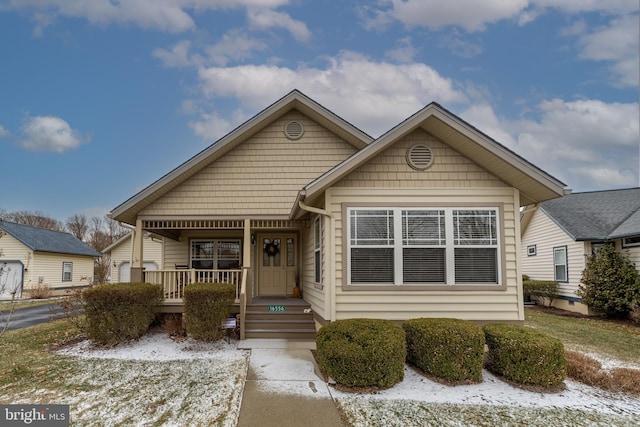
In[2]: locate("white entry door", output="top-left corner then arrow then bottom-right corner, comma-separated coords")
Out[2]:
0,261 -> 23,300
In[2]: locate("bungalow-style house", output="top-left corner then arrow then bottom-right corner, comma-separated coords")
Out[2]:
109,90 -> 566,339
521,187 -> 640,314
0,221 -> 100,299
102,231 -> 163,283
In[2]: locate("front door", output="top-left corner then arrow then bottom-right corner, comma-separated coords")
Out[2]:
257,233 -> 297,296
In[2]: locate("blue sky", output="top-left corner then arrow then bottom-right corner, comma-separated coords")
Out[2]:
0,1 -> 638,223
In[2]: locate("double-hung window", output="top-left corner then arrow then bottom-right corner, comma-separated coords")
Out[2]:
62,262 -> 73,282
191,240 -> 241,270
314,217 -> 322,284
348,207 -> 500,286
553,246 -> 568,282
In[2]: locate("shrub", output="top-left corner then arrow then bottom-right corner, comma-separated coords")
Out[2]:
565,350 -> 640,395
484,323 -> 566,387
29,282 -> 52,299
83,282 -> 162,346
183,282 -> 235,342
404,318 -> 484,383
523,280 -> 559,308
316,318 -> 406,388
577,243 -> 640,318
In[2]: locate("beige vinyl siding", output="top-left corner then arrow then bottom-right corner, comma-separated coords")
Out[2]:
27,253 -> 94,290
140,112 -> 358,218
110,235 -> 163,282
521,210 -> 587,298
336,129 -> 509,190
326,185 -> 522,321
300,213 -> 326,319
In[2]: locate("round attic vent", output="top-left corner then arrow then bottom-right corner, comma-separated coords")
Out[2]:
406,144 -> 434,171
284,120 -> 304,140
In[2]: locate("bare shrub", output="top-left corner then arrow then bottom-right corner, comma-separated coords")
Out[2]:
565,350 -> 640,395
565,351 -> 611,389
610,367 -> 640,395
30,282 -> 52,299
162,313 -> 187,340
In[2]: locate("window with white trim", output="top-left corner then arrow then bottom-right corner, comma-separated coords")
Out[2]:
348,208 -> 500,286
191,240 -> 241,270
314,217 -> 322,284
62,262 -> 73,282
553,246 -> 568,282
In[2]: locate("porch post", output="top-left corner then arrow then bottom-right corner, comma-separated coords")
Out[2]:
243,218 -> 251,298
130,219 -> 144,283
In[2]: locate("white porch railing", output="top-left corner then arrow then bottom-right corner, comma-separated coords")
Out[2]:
144,269 -> 243,301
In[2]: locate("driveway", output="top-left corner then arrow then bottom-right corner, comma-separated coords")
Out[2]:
0,302 -> 64,331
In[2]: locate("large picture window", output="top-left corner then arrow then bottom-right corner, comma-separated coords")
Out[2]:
348,207 -> 500,286
191,240 -> 241,270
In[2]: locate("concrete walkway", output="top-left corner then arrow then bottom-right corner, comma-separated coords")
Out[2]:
236,339 -> 344,427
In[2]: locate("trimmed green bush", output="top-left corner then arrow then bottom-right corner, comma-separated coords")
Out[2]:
484,323 -> 566,387
523,280 -> 559,308
404,318 -> 485,383
316,318 -> 406,388
184,282 -> 235,342
83,282 -> 163,346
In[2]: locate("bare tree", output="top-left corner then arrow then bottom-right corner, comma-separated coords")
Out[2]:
87,216 -> 127,284
66,213 -> 89,241
2,210 -> 64,231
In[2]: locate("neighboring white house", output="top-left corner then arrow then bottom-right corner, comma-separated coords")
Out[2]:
0,221 -> 100,299
109,90 -> 566,338
103,231 -> 163,282
521,187 -> 640,314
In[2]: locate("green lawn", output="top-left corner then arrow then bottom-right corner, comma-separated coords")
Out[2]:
524,307 -> 640,366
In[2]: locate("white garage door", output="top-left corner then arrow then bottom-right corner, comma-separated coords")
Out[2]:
0,261 -> 23,300
118,262 -> 158,283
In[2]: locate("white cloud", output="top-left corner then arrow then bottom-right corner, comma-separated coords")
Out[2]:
246,7 -> 311,42
463,99 -> 639,191
195,51 -> 468,137
153,40 -> 202,68
385,37 -> 418,63
364,0 -> 529,32
205,29 -> 269,66
0,124 -> 9,137
19,116 -> 90,153
5,0 -> 293,33
575,14 -> 639,87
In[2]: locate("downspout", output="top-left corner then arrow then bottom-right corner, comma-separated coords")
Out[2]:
298,200 -> 337,322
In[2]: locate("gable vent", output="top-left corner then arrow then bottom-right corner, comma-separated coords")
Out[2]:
284,120 -> 304,140
406,144 -> 434,171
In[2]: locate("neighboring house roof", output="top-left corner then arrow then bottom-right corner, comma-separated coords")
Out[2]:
538,187 -> 640,241
294,101 -> 566,214
0,221 -> 101,257
110,90 -> 373,225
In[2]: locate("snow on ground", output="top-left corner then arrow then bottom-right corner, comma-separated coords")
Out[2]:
42,332 -> 640,426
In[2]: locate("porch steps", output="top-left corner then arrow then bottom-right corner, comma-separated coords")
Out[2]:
244,301 -> 316,340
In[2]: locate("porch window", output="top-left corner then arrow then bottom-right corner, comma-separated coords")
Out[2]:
314,217 -> 322,284
347,207 -> 500,286
62,262 -> 73,282
553,246 -> 568,282
191,240 -> 241,270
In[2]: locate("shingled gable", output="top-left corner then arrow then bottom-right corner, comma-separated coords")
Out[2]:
0,221 -> 100,257
110,90 -> 373,225
293,102 -> 566,215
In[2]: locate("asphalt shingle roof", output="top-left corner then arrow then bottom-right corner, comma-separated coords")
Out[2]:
0,221 -> 100,257
540,187 -> 640,241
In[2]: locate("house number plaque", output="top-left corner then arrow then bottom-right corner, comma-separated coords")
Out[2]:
268,305 -> 286,312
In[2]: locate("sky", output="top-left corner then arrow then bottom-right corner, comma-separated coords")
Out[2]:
0,0 -> 638,223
